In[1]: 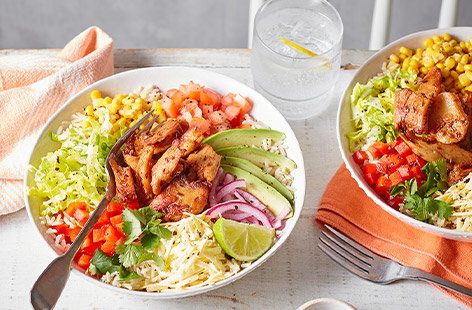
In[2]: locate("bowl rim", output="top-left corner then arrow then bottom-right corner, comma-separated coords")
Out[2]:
337,27 -> 472,239
24,66 -> 306,298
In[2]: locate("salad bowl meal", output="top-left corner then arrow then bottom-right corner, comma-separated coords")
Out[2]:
338,27 -> 472,241
25,67 -> 305,298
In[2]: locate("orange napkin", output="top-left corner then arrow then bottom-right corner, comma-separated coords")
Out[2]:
0,26 -> 113,215
316,164 -> 472,307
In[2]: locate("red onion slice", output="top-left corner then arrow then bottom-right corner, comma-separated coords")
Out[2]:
206,200 -> 272,228
221,210 -> 251,221
209,168 -> 224,207
223,173 -> 235,184
215,179 -> 246,203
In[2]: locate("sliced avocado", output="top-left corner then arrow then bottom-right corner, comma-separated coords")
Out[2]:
221,164 -> 293,218
216,146 -> 297,172
221,156 -> 294,204
203,128 -> 285,150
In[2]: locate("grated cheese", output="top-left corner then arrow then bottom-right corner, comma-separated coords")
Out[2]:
435,172 -> 472,231
101,213 -> 247,292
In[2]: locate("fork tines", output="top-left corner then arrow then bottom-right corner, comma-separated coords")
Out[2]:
318,225 -> 377,278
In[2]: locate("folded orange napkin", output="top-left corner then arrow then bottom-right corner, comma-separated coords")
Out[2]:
0,26 -> 113,215
316,164 -> 472,307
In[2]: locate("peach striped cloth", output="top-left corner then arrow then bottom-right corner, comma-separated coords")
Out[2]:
0,26 -> 114,215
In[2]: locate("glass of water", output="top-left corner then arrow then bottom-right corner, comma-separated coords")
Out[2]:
251,0 -> 343,120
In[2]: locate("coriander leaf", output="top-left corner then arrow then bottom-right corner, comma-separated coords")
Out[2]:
389,183 -> 405,197
133,207 -> 162,226
148,222 -> 172,240
437,200 -> 454,219
116,244 -> 144,268
122,208 -> 142,244
89,249 -> 120,275
118,266 -> 141,281
141,233 -> 161,251
138,252 -> 165,270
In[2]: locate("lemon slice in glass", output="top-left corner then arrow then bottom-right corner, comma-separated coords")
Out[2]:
213,218 -> 275,261
279,37 -> 318,56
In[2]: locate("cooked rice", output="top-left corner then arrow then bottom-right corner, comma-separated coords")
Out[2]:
102,213 -> 246,292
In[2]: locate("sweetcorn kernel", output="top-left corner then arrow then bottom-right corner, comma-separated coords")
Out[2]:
443,33 -> 452,41
90,90 -> 102,99
424,38 -> 434,47
389,54 -> 400,63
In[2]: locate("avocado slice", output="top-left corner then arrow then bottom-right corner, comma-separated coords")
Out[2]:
221,156 -> 294,204
203,128 -> 285,150
221,164 -> 293,218
216,146 -> 297,172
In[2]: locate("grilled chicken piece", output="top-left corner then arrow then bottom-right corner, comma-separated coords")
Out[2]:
418,67 -> 443,98
401,133 -> 472,164
394,88 -> 431,133
394,67 -> 444,134
448,163 -> 472,186
459,92 -> 472,150
149,174 -> 210,222
123,154 -> 139,172
150,127 -> 204,195
135,119 -> 188,155
429,92 -> 469,144
135,145 -> 155,197
186,144 -> 221,182
109,157 -> 138,204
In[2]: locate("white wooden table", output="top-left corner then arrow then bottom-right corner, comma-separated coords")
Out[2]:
1,48 -> 467,310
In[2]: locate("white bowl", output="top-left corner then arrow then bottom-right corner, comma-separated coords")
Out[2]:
338,27 -> 472,241
24,67 -> 306,298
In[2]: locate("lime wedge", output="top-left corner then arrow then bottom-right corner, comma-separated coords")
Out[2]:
213,218 -> 275,261
279,37 -> 318,56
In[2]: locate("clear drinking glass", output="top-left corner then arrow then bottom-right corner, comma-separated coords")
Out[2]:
251,0 -> 343,120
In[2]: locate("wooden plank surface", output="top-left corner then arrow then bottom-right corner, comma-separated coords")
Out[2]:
0,48 -> 466,310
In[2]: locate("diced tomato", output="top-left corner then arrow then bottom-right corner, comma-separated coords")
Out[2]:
93,227 -> 106,243
53,224 -> 70,236
232,94 -> 253,115
201,104 -> 214,116
394,141 -> 412,156
188,90 -> 200,101
77,253 -> 93,269
68,227 -> 82,242
79,215 -> 90,226
107,201 -> 124,216
376,175 -> 391,190
397,165 -> 414,179
368,145 -> 383,158
362,163 -> 378,175
162,96 -> 179,118
127,200 -> 140,210
224,105 -> 241,121
352,151 -> 369,164
167,89 -> 186,106
208,111 -> 227,125
238,123 -> 251,129
364,173 -> 378,185
190,117 -> 211,134
386,196 -> 403,210
73,208 -> 89,222
389,170 -> 404,186
202,88 -> 221,105
376,162 -> 388,174
380,154 -> 404,171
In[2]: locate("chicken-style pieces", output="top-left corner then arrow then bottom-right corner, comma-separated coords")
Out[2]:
150,127 -> 204,195
186,144 -> 221,182
429,92 -> 469,144
109,157 -> 138,204
394,67 -> 443,134
149,173 -> 210,222
135,119 -> 188,155
448,163 -> 472,186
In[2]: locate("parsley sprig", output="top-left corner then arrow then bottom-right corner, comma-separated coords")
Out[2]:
89,207 -> 172,280
390,159 -> 453,222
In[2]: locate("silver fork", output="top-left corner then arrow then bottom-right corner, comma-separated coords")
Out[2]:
31,110 -> 160,310
318,225 -> 472,297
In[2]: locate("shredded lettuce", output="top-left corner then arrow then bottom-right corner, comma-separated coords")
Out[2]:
346,69 -> 417,152
29,109 -> 125,216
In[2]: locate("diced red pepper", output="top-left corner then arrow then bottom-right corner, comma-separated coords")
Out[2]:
386,196 -> 403,210
77,253 -> 93,269
127,200 -> 140,210
380,154 -> 404,171
376,175 -> 392,190
107,201 -> 124,216
362,163 -> 378,175
68,227 -> 82,242
73,208 -> 89,222
110,214 -> 123,233
410,164 -> 424,179
375,162 -> 388,174
93,227 -> 106,243
53,224 -> 69,236
368,145 -> 383,158
394,141 -> 412,156
389,170 -> 404,186
95,211 -> 110,228
397,165 -> 414,179
352,151 -> 369,164
372,141 -> 391,154
364,173 -> 378,185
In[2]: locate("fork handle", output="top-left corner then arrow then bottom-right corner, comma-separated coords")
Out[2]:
402,267 -> 472,297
